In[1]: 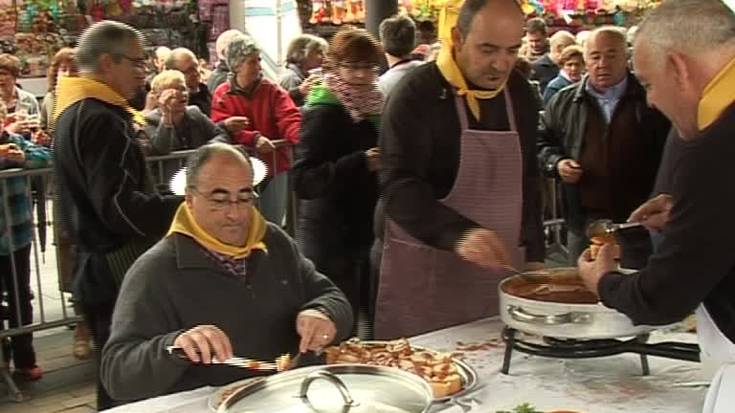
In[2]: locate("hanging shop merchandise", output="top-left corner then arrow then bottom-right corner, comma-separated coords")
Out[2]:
0,0 -> 212,78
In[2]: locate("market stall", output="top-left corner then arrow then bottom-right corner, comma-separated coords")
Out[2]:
0,0 -> 220,95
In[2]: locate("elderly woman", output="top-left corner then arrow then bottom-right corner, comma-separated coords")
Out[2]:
280,34 -> 328,107
40,48 -> 78,134
543,45 -> 585,105
145,70 -> 228,155
293,28 -> 384,334
211,35 -> 301,225
0,54 -> 40,136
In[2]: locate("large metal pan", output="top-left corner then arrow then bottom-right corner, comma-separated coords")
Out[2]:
499,267 -> 660,339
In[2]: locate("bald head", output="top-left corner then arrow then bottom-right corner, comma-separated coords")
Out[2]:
452,0 -> 524,91
584,27 -> 628,91
456,0 -> 524,38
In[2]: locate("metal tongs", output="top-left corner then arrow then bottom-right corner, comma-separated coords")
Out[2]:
166,345 -> 290,371
586,219 -> 643,238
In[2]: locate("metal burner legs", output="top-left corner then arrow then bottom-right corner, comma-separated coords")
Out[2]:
500,327 -> 698,375
501,327 -> 516,374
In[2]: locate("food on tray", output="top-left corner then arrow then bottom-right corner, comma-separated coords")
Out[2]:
589,234 -> 619,261
275,353 -> 292,372
325,338 -> 463,398
211,377 -> 264,410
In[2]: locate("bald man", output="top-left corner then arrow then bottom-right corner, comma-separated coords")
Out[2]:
537,27 -> 670,264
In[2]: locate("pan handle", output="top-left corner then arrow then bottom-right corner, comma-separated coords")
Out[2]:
300,370 -> 358,408
507,305 -> 592,325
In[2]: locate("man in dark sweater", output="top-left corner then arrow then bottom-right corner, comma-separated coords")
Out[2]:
374,0 -> 544,339
101,144 -> 353,401
537,26 -> 670,264
52,21 -> 182,409
578,0 -> 735,379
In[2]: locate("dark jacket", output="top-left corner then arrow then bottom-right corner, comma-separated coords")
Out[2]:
53,98 -> 182,304
293,85 -> 379,249
542,74 -> 573,106
537,73 -> 670,231
145,106 -> 228,155
531,54 -> 559,94
207,61 -> 230,95
599,104 -> 735,342
377,63 -> 545,262
189,82 -> 212,116
101,226 -> 354,401
280,63 -> 307,107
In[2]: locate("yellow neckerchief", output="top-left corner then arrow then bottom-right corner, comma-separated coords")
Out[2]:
436,46 -> 508,121
167,202 -> 267,259
437,0 -> 463,43
435,0 -> 508,121
53,76 -> 145,125
698,56 -> 735,130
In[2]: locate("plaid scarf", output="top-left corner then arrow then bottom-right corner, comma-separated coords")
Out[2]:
323,72 -> 383,123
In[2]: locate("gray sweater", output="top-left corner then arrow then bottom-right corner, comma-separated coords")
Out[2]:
100,224 -> 353,401
145,106 -> 228,155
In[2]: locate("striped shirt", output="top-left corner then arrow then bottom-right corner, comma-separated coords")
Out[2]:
0,132 -> 51,255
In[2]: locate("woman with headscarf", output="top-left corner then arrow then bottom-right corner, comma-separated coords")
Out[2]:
210,35 -> 301,226
208,29 -> 245,93
292,28 -> 384,335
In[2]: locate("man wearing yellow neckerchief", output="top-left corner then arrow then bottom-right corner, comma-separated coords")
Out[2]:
52,21 -> 183,409
100,143 -> 353,402
373,0 -> 545,339
577,2 -> 735,408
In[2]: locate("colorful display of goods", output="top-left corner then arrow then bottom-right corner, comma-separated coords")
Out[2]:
307,0 -> 365,25
0,0 -> 210,78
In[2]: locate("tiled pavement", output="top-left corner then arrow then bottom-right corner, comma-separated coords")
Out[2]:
0,328 -> 96,412
1,218 -> 97,412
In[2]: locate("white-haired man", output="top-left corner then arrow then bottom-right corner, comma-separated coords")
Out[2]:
165,48 -> 212,115
578,0 -> 735,401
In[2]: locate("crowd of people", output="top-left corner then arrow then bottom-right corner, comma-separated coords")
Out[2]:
0,0 -> 733,410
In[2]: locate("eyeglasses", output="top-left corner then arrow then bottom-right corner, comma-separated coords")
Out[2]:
339,62 -> 379,72
116,54 -> 147,70
189,187 -> 258,210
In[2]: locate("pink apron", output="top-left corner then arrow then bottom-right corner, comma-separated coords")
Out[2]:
375,90 -> 525,339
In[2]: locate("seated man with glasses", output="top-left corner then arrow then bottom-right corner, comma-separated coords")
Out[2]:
100,143 -> 353,402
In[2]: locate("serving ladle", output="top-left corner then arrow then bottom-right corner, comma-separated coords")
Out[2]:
586,219 -> 643,239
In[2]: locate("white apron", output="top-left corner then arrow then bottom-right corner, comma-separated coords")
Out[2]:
697,304 -> 735,413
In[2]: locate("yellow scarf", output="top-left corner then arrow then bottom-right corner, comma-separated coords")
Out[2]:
435,0 -> 508,121
167,203 -> 268,259
53,76 -> 146,125
698,57 -> 735,130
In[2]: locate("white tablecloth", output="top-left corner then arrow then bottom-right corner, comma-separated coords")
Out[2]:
105,317 -> 709,413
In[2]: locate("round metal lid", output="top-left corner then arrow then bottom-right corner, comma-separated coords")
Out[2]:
219,364 -> 433,413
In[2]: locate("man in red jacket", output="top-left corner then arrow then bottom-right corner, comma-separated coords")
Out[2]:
211,35 -> 301,225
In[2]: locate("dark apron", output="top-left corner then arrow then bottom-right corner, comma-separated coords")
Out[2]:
375,90 -> 524,339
